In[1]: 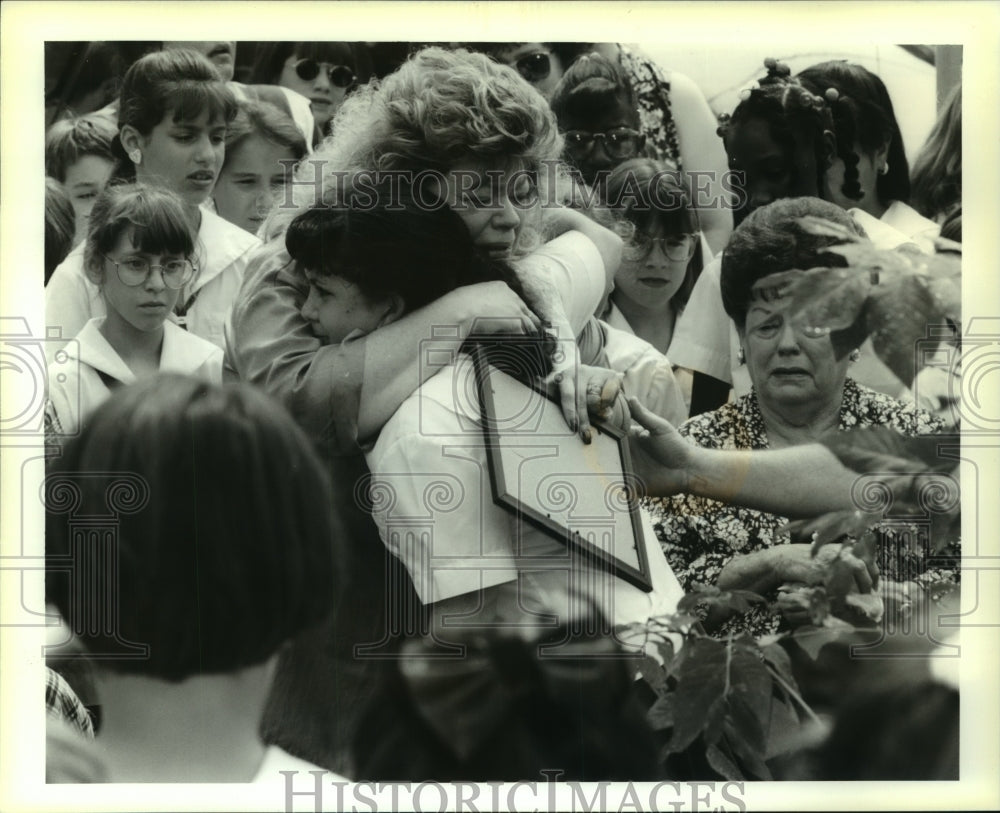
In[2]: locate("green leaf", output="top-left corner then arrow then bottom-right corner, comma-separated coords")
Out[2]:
760,642 -> 796,687
722,719 -> 773,780
867,274 -> 941,387
668,638 -> 727,752
638,654 -> 668,694
764,695 -> 803,759
705,741 -> 745,781
820,428 -> 960,475
647,694 -> 675,731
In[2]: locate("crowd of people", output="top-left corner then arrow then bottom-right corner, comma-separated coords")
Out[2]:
42,41 -> 961,783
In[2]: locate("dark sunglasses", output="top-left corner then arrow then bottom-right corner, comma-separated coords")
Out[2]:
564,128 -> 645,161
512,51 -> 551,83
294,58 -> 356,88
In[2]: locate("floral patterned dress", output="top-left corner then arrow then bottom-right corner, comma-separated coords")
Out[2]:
646,379 -> 959,637
615,45 -> 682,170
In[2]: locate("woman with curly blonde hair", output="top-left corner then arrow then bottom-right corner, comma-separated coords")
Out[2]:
230,46 -> 628,453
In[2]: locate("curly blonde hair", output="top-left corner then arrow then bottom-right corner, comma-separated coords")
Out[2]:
265,47 -> 564,250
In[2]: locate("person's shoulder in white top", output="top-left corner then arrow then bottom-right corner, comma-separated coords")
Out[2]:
46,317 -> 222,436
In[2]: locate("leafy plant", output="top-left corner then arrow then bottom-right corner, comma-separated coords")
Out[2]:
757,217 -> 961,387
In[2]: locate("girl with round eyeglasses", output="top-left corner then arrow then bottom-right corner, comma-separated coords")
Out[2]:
45,184 -> 223,439
603,158 -> 706,360
45,49 -> 262,361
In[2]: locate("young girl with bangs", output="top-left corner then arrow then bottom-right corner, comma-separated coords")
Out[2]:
45,49 -> 261,361
45,184 -> 222,438
602,158 -> 706,356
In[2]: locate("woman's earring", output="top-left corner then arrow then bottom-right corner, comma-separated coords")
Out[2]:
849,348 -> 861,362
878,161 -> 889,176
737,347 -> 746,365
129,149 -> 142,165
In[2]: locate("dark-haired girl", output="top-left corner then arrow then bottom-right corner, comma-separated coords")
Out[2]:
45,184 -> 222,437
46,49 -> 261,359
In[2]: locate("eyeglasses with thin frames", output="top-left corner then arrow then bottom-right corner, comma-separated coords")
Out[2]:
623,234 -> 697,263
102,255 -> 195,290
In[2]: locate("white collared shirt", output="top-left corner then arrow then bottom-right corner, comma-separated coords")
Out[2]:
45,210 -> 260,364
46,317 -> 222,436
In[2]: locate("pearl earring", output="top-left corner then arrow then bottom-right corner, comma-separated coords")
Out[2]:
878,161 -> 889,176
737,347 -> 746,365
129,149 -> 142,165
849,348 -> 861,362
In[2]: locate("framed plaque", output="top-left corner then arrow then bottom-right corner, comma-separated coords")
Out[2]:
471,342 -> 654,592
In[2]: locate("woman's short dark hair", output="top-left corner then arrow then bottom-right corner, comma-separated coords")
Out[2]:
604,157 -> 703,310
45,375 -> 340,681
721,196 -> 863,327
45,177 -> 76,283
549,52 -> 639,128
83,183 -> 195,286
112,49 -> 238,179
225,99 -> 308,164
285,174 -> 516,314
797,61 -> 911,206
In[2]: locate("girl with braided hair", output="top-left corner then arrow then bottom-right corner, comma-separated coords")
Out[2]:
671,58 -> 937,409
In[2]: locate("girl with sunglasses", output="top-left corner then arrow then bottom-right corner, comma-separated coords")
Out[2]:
45,49 -> 261,361
45,184 -> 222,438
249,42 -> 372,141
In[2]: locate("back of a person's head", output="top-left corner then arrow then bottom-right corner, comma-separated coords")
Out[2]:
352,595 -> 662,780
45,114 -> 117,183
45,178 -> 76,282
45,375 -> 339,681
721,196 -> 862,325
797,60 -> 910,205
82,182 -> 195,284
910,82 -> 961,221
549,52 -> 637,126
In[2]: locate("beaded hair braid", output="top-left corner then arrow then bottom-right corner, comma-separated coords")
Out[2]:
797,60 -> 910,206
717,59 -> 835,201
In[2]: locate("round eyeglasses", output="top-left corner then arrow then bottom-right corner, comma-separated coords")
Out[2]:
294,58 -> 356,88
512,51 -> 551,83
563,128 -> 645,161
623,234 -> 697,263
103,255 -> 195,289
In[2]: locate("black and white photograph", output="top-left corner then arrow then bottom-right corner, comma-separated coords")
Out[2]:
1,2 -> 998,811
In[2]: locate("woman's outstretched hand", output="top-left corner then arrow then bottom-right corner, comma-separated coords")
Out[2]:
627,396 -> 694,497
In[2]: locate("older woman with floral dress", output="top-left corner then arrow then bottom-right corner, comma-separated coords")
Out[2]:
645,197 -> 958,637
